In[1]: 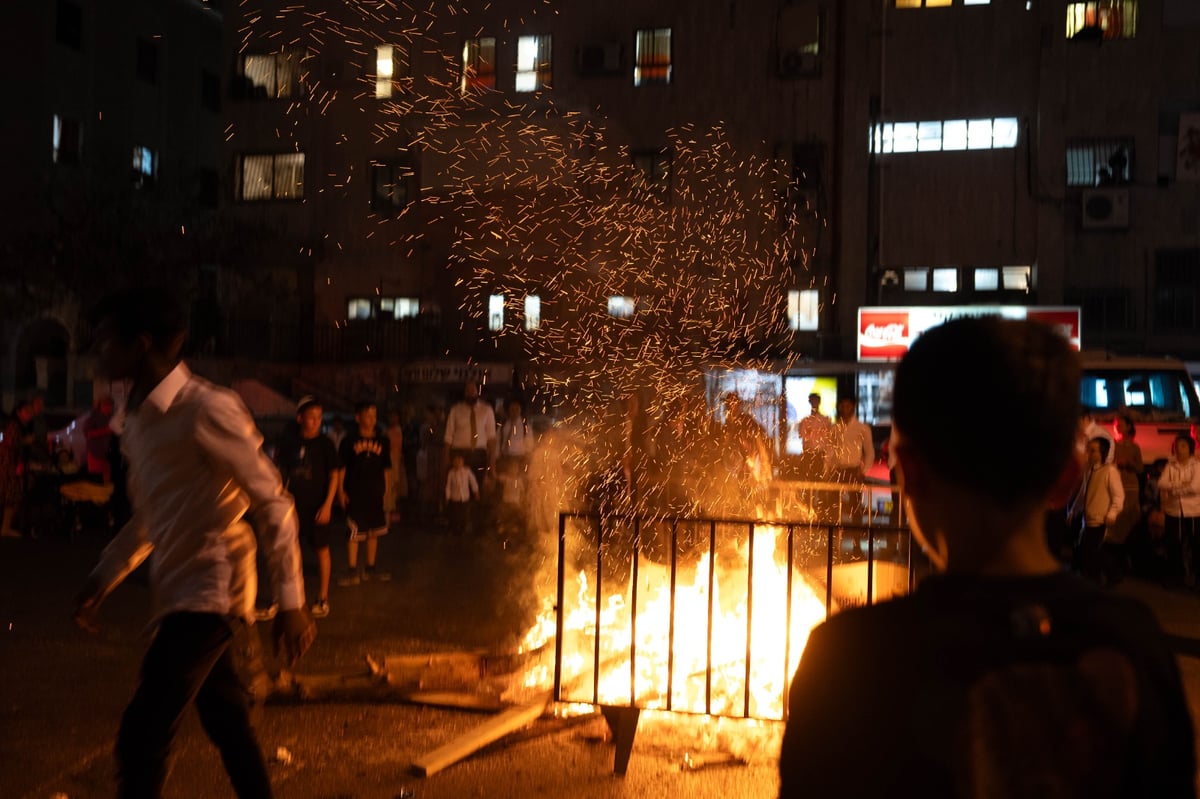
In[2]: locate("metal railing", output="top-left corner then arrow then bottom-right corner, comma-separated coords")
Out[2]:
553,489 -> 921,721
552,494 -> 923,773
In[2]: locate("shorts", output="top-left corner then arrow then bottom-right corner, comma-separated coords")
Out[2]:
347,516 -> 389,543
302,519 -> 333,550
296,504 -> 333,550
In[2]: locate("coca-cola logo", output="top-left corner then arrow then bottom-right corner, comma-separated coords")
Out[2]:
859,311 -> 910,360
862,322 -> 906,343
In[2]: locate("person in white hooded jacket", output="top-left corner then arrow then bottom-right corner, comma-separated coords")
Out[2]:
1069,436 -> 1123,581
1159,434 -> 1200,586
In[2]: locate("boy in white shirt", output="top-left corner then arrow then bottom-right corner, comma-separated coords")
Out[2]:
445,453 -> 479,535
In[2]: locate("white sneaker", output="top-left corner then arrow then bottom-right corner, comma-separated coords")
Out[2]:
254,603 -> 278,622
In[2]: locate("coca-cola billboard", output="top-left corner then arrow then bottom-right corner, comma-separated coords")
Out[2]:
857,306 -> 1081,362
858,311 -> 911,360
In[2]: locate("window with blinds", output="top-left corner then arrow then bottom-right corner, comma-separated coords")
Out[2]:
1065,139 -> 1132,186
1067,1 -> 1137,39
241,50 -> 303,99
634,28 -> 672,86
237,153 -> 305,201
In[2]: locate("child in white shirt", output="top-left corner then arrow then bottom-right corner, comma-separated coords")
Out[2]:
445,453 -> 479,535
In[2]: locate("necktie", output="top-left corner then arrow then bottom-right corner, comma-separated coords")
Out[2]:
470,402 -> 477,448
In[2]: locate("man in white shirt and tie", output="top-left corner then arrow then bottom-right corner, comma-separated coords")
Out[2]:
72,287 -> 315,799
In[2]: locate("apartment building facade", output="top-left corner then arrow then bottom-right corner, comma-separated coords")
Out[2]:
221,0 -> 1199,370
0,0 -> 224,407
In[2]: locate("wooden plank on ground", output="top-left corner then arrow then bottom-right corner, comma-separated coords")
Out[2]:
410,693 -> 551,778
402,691 -> 506,712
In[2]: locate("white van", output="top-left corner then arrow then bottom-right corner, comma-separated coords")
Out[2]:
1079,353 -> 1199,464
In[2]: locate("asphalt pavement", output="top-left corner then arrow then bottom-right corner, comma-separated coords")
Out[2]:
1,514 -> 784,799
6,511 -> 1200,799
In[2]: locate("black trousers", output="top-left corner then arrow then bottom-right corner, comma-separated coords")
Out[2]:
116,612 -> 272,799
1168,515 -> 1200,586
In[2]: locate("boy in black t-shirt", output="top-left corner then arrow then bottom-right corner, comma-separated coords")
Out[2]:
337,401 -> 390,586
780,318 -> 1196,798
274,396 -> 340,617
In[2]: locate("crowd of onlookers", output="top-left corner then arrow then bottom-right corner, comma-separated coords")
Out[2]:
0,393 -> 131,540
1057,408 -> 1200,588
6,382 -> 1200,603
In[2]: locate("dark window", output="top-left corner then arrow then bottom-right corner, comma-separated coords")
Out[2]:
632,148 -> 672,199
56,0 -> 82,50
370,161 -> 414,213
136,37 -> 159,84
201,70 -> 221,113
1065,288 -> 1133,332
196,167 -> 219,208
52,115 -> 82,164
1154,249 -> 1200,333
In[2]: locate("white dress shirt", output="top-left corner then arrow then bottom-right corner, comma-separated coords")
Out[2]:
91,363 -> 305,625
443,399 -> 497,452
826,416 -> 876,473
445,465 -> 479,502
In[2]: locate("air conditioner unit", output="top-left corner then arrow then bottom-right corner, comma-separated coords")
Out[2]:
578,42 -> 622,76
1081,187 -> 1130,230
777,49 -> 819,79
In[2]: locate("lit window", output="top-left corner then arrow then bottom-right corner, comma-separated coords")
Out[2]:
375,45 -> 394,98
488,294 -> 505,331
370,161 -> 413,212
932,268 -> 959,292
608,296 -> 636,318
992,117 -> 1019,148
632,149 -> 671,196
787,289 -> 819,331
893,123 -> 918,153
241,50 -> 302,99
904,269 -> 929,291
967,119 -> 993,150
634,28 -> 671,86
870,117 -> 1017,154
236,153 -> 305,200
461,37 -> 496,94
347,298 -> 373,320
963,0 -> 991,5
895,0 -> 952,7
132,145 -> 156,188
1066,1 -> 1137,40
380,297 -> 419,319
516,35 -> 552,92
524,295 -> 541,331
942,120 -> 968,150
1002,266 -> 1032,291
1066,139 -> 1132,186
917,121 -> 942,152
974,268 -> 999,291
52,114 -> 81,164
